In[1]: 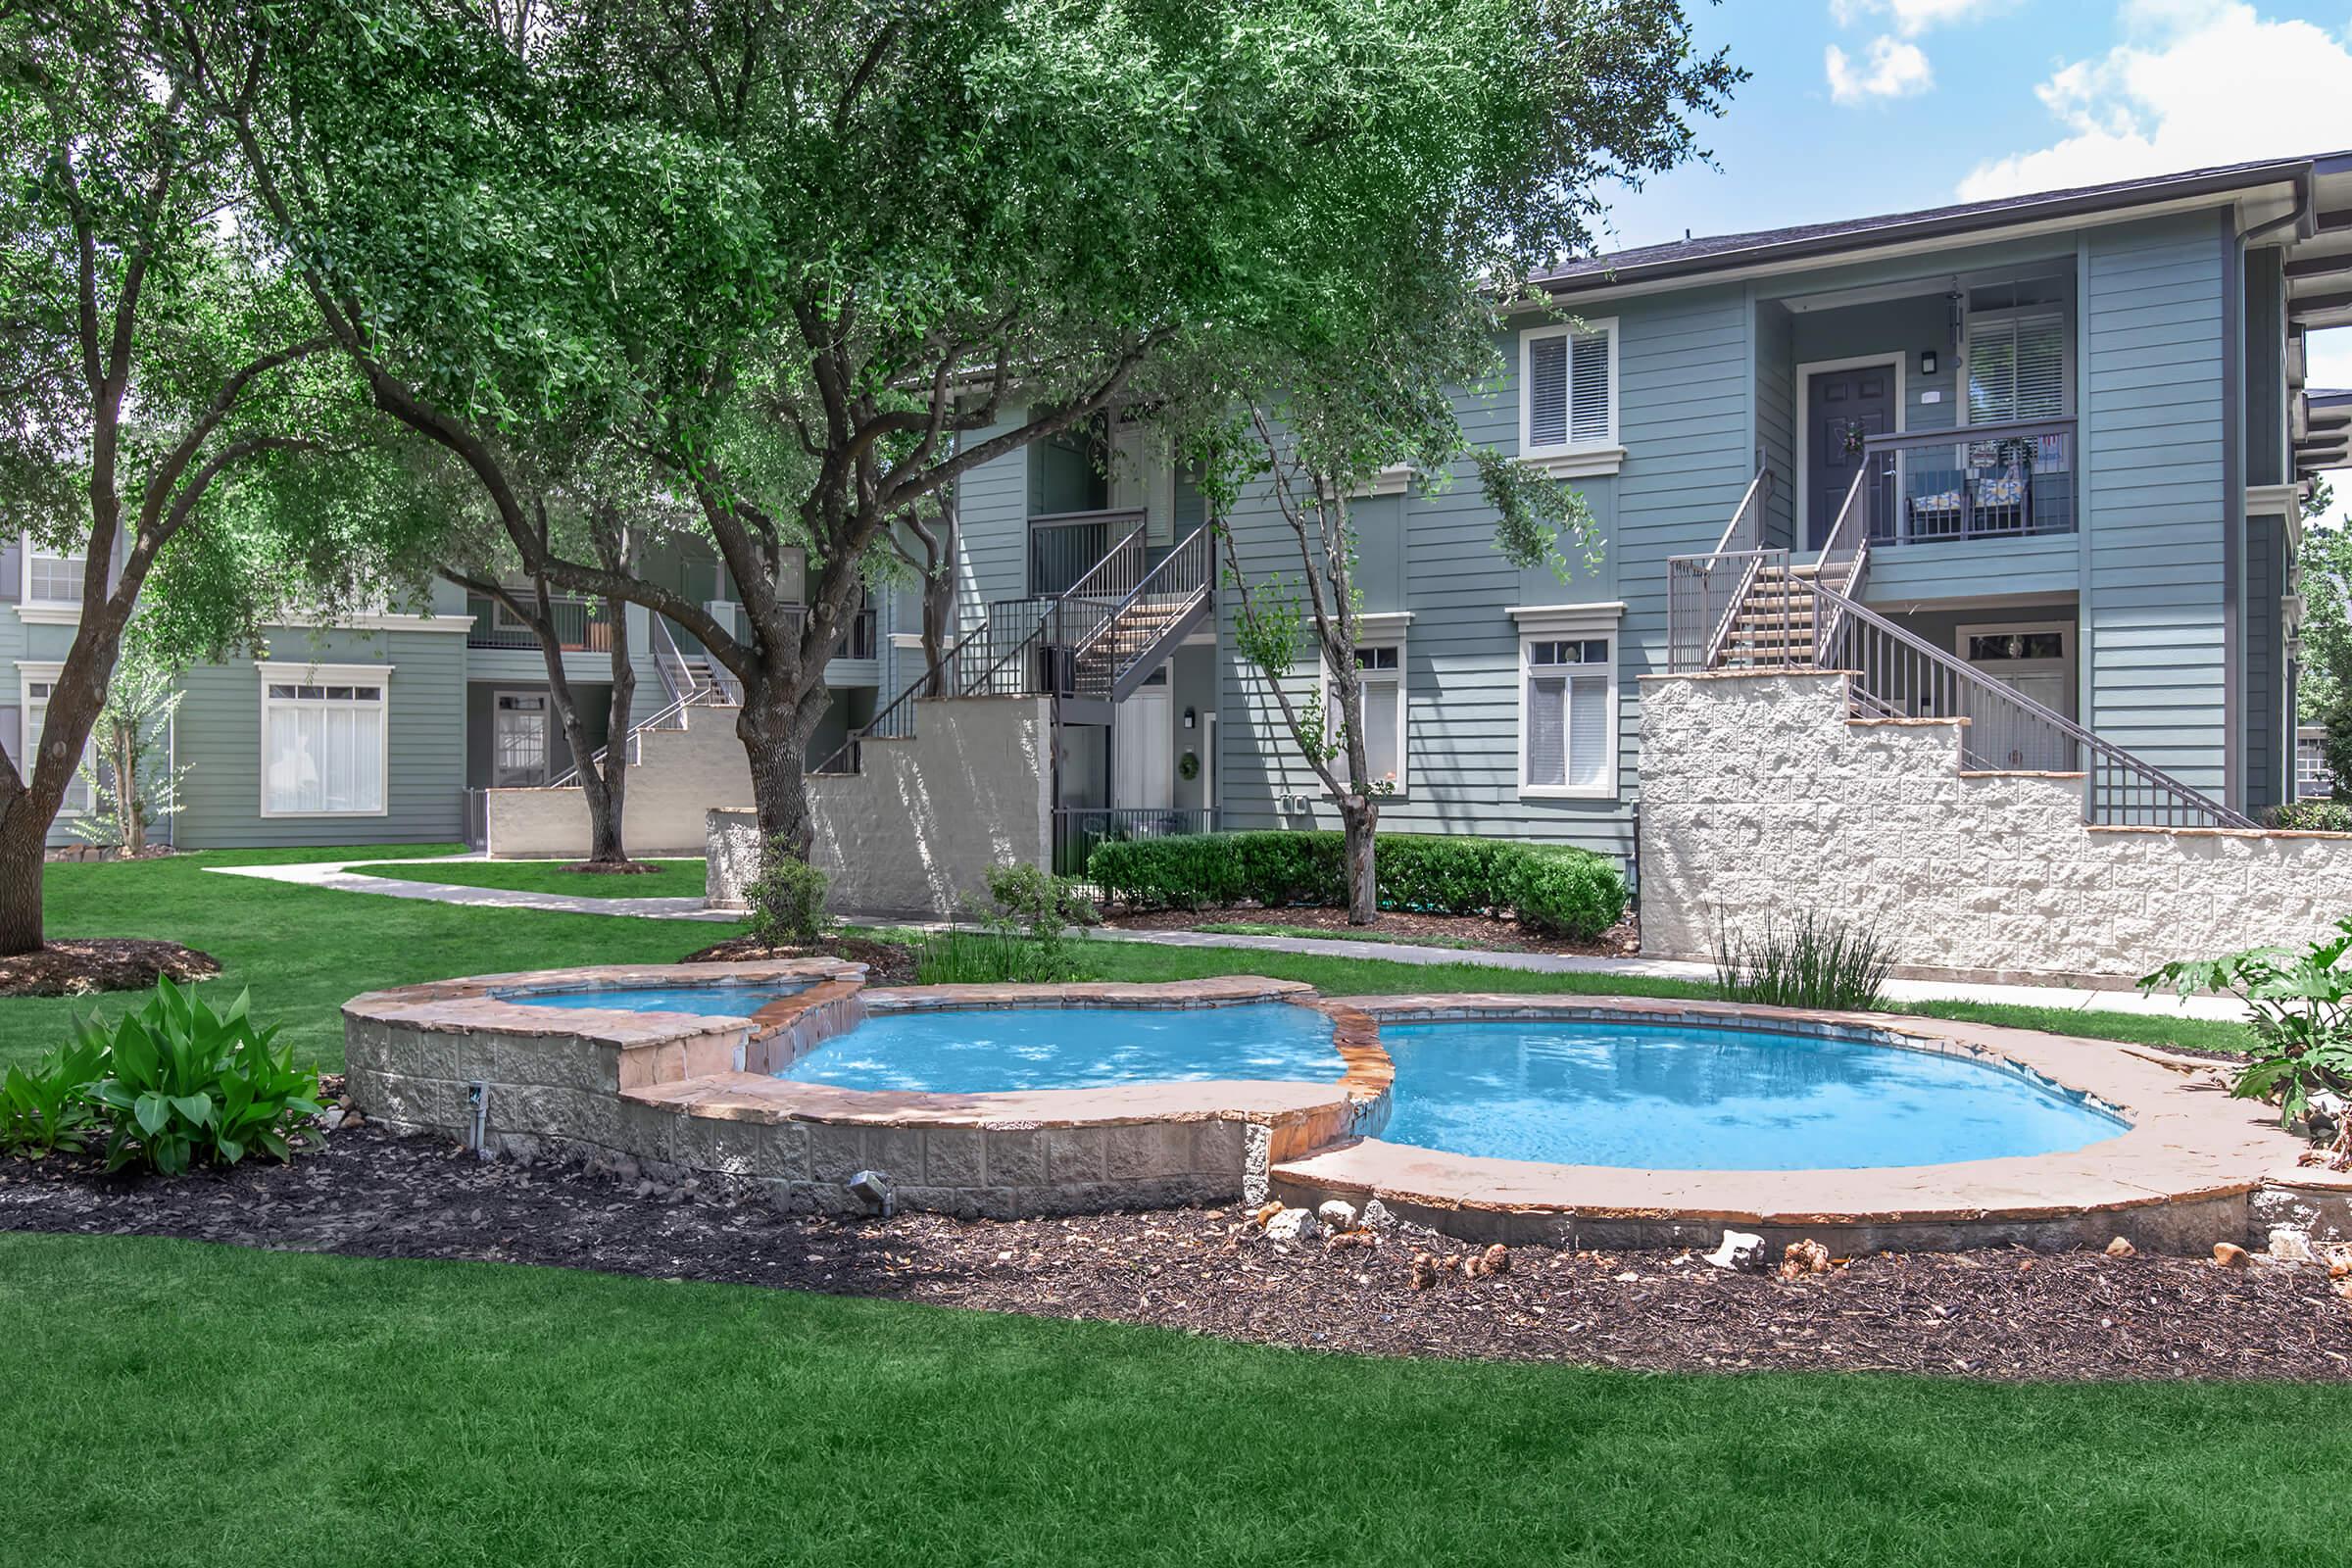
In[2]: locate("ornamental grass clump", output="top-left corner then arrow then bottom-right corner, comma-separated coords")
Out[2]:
1711,908 -> 1894,1013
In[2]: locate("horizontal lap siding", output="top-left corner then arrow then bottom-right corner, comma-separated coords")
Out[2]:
2083,216 -> 2230,796
1211,289 -> 1751,863
172,626 -> 467,848
955,420 -> 1029,623
1754,299 -> 1794,550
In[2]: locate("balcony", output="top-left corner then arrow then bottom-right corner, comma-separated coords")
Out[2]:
1857,418 -> 2077,547
466,594 -> 617,651
707,601 -> 879,662
1029,507 -> 1146,596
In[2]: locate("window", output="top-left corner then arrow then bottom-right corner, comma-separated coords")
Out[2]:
1966,313 -> 2067,425
1520,319 -> 1619,462
23,534 -> 85,608
19,667 -> 92,812
1519,636 -> 1615,797
260,665 -> 388,815
1965,631 -> 2065,662
1331,643 -> 1406,794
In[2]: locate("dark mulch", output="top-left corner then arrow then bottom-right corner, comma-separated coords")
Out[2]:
678,934 -> 917,986
5,1123 -> 2347,1382
0,938 -> 220,999
1102,904 -> 1642,958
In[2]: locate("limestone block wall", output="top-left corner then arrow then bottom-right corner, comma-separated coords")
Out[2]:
710,694 -> 1054,917
485,704 -> 749,858
1638,669 -> 2352,982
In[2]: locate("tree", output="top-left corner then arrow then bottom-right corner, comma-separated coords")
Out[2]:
0,1 -> 366,954
883,493 -> 960,698
200,0 -> 1736,874
2294,477 -> 2352,795
69,648 -> 190,857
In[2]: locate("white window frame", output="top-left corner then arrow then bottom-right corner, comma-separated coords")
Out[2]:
1324,614 -> 1410,797
18,662 -> 93,814
1960,305 -> 2073,428
1518,318 -> 1622,477
257,661 -> 392,819
20,532 -> 87,623
1509,603 -> 1624,801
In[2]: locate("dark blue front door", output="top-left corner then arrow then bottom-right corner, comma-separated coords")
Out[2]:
1808,366 -> 1894,549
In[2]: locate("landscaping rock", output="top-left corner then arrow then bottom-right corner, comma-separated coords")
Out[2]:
1359,1199 -> 1395,1230
1264,1207 -> 1321,1246
2213,1242 -> 2251,1269
1780,1239 -> 1832,1279
1408,1251 -> 1438,1290
2104,1237 -> 2135,1258
1703,1230 -> 1767,1271
1468,1243 -> 1510,1278
1250,1200 -> 1285,1228
2266,1227 -> 2315,1265
1315,1200 -> 1357,1232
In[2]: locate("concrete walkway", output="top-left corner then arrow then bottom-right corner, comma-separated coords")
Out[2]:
211,856 -> 2250,1022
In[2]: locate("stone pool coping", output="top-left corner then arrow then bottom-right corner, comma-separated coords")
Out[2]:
1269,995 -> 2303,1252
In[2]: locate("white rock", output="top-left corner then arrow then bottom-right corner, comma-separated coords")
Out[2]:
1315,1200 -> 1358,1232
1702,1230 -> 1768,1271
1359,1199 -> 1396,1230
2268,1226 -> 2316,1265
1264,1207 -> 1323,1245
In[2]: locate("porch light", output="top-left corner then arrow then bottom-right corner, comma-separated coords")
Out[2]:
1921,349 -> 1937,377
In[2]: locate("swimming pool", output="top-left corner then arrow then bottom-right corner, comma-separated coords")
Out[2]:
778,1002 -> 1341,1093
1378,1017 -> 2129,1169
498,981 -> 812,1018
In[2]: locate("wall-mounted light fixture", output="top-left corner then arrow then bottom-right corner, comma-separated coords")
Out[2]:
1182,706 -> 1197,730
1920,349 -> 1938,377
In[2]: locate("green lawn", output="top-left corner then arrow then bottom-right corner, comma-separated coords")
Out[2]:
349,854 -> 710,898
2,848 -> 2253,1077
1,1231 -> 2341,1568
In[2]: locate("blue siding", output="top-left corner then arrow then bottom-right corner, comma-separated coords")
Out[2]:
2082,215 -> 2230,796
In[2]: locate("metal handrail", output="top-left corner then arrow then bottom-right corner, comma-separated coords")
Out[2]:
1070,524 -> 1208,660
1806,576 -> 2253,829
1809,465 -> 1872,657
1859,416 -> 2078,545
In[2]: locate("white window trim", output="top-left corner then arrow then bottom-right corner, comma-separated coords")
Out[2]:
1509,603 -> 1623,802
1959,304 -> 2074,429
17,662 -> 92,815
1323,626 -> 1409,798
256,661 -> 393,819
19,532 -> 87,623
1518,318 -> 1622,476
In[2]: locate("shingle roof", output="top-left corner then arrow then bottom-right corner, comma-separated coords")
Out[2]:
1535,150 -> 2345,293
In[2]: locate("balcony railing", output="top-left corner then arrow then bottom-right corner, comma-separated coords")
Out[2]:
1052,807 -> 1216,879
1857,417 -> 2076,547
466,594 -> 617,651
1030,508 -> 1146,597
703,601 -> 879,663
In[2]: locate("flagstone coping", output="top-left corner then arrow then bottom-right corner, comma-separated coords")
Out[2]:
1268,995 -> 2305,1253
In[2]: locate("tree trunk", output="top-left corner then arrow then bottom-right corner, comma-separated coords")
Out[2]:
919,568 -> 955,697
1342,797 -> 1379,925
0,808 -> 46,956
740,676 -> 825,860
591,605 -> 636,865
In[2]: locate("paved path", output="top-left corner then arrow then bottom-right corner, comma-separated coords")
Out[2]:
211,856 -> 2249,1021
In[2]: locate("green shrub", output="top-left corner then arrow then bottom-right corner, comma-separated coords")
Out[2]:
912,929 -> 1079,985
1088,830 -> 1628,937
745,840 -> 828,946
77,978 -> 325,1174
0,1034 -> 106,1158
2264,800 -> 2352,833
983,863 -> 1098,942
1710,908 -> 1894,1012
2142,920 -> 2352,1128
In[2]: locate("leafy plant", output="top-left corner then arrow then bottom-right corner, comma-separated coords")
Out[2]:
2141,921 -> 2352,1128
744,841 -> 828,946
0,1034 -> 107,1158
983,863 -> 1098,943
1711,908 -> 1894,1012
69,647 -> 191,856
912,930 -> 1078,986
78,978 -> 324,1174
2263,800 -> 2352,833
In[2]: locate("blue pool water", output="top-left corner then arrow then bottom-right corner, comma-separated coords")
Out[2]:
778,1003 -> 1340,1093
501,982 -> 810,1017
1379,1019 -> 2128,1170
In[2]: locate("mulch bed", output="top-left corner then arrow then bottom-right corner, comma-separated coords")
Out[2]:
678,934 -> 918,986
5,1122 -> 2347,1382
1101,904 -> 1642,958
0,939 -> 220,999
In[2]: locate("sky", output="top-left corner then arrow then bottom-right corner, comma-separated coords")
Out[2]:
1591,0 -> 2352,521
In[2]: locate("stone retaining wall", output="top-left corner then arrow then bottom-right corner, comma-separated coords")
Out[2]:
1637,668 -> 2352,982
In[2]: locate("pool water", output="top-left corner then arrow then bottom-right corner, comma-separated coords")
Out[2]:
500,982 -> 810,1018
778,1003 -> 1340,1093
1379,1019 -> 2128,1170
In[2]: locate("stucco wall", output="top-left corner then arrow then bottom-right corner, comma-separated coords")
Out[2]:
709,695 -> 1053,916
1637,668 -> 2352,982
485,703 -> 748,857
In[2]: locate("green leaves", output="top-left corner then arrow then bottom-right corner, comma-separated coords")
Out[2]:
2141,918 -> 2352,1127
56,976 -> 325,1175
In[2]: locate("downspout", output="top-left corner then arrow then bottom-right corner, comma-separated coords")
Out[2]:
2223,208 -> 2245,815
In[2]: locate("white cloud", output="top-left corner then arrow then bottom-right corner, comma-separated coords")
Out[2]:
1832,0 -> 2015,35
1826,36 -> 1936,104
1959,4 -> 2352,199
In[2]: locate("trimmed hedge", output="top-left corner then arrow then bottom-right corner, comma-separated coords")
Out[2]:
1087,830 -> 1628,941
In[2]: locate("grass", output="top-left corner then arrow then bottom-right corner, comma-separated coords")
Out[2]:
3,1231 -> 2345,1568
5,845 -> 729,1074
350,855 -> 710,899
